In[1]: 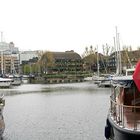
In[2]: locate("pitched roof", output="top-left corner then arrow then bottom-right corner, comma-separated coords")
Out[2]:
52,51 -> 81,60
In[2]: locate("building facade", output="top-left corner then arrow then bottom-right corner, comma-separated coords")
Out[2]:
0,42 -> 20,75
40,50 -> 83,74
108,50 -> 140,73
19,50 -> 42,64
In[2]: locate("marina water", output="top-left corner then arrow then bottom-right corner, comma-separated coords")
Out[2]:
0,82 -> 110,140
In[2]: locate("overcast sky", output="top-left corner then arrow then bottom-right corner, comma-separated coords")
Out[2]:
0,0 -> 140,55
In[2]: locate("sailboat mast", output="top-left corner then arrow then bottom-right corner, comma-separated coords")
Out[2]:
1,32 -> 3,42
113,36 -> 117,73
117,33 -> 122,75
1,51 -> 3,75
97,45 -> 99,76
115,26 -> 122,75
0,32 -> 4,75
115,27 -> 119,74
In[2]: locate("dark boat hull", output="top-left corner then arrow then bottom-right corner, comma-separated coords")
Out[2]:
105,115 -> 140,140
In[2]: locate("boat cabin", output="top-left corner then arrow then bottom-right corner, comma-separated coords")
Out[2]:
110,78 -> 140,130
116,82 -> 140,108
125,68 -> 135,76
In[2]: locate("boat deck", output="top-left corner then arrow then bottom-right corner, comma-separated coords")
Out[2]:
123,107 -> 140,130
111,102 -> 140,131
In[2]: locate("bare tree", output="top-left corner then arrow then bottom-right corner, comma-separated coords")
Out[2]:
39,51 -> 55,74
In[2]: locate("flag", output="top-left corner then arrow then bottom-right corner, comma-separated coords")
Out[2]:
133,61 -> 140,92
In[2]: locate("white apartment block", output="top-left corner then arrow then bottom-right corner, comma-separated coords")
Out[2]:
19,50 -> 42,64
0,42 -> 20,74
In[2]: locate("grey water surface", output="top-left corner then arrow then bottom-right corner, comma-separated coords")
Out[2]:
0,82 -> 111,140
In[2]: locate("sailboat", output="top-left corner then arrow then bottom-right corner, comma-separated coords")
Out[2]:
0,51 -> 12,88
0,77 -> 12,88
0,32 -> 13,88
104,61 -> 140,140
6,51 -> 21,86
8,58 -> 22,86
104,27 -> 140,140
93,46 -> 112,87
92,46 -> 104,84
9,74 -> 22,86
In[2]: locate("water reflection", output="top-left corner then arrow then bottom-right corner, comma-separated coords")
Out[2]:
0,82 -> 103,95
1,82 -> 110,140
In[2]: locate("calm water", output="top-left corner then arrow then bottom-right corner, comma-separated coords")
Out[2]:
0,82 -> 111,140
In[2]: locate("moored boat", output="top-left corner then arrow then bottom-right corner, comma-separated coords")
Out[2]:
84,76 -> 93,81
9,75 -> 22,86
98,79 -> 111,87
98,74 -> 113,87
0,77 -> 12,88
92,75 -> 105,84
105,61 -> 140,140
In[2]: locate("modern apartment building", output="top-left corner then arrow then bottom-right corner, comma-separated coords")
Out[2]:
19,50 -> 42,64
0,42 -> 20,75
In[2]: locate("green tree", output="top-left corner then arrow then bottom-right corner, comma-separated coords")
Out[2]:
23,64 -> 30,74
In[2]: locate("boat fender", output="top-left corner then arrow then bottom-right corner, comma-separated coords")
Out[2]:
105,125 -> 111,139
105,119 -> 111,139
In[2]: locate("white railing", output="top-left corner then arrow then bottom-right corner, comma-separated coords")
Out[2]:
110,95 -> 140,130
